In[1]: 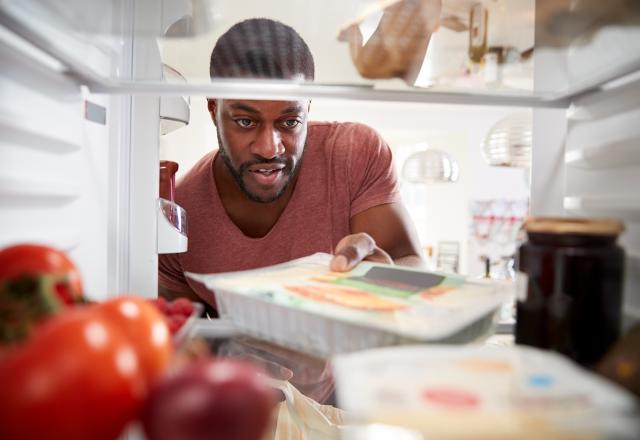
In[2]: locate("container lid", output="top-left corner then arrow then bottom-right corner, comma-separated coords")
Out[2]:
333,345 -> 639,439
524,217 -> 624,236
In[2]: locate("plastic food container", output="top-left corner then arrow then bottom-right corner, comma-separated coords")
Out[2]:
172,302 -> 203,347
186,319 -> 336,405
333,345 -> 640,440
188,254 -> 508,358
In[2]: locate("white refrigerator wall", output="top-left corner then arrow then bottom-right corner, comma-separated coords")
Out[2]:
126,0 -> 163,298
564,81 -> 640,327
0,0 -> 164,301
0,28 -> 111,301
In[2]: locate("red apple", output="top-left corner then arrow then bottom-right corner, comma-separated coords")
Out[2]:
142,358 -> 277,440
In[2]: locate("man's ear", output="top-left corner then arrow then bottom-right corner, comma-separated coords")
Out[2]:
207,98 -> 218,125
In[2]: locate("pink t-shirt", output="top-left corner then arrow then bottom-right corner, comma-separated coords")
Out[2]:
158,121 -> 401,306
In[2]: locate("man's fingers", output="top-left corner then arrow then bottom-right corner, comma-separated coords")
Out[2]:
330,254 -> 349,272
331,233 -> 392,272
330,243 -> 362,271
364,247 -> 393,264
332,234 -> 373,271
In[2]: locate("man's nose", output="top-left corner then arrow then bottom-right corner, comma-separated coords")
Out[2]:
252,127 -> 284,159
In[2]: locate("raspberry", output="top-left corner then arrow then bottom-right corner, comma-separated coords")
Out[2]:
167,298 -> 194,317
149,297 -> 168,314
167,314 -> 187,334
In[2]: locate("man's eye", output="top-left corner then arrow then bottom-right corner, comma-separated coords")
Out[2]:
281,119 -> 300,128
235,119 -> 254,128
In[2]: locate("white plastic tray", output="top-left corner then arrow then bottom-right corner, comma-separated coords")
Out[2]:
188,254 -> 507,358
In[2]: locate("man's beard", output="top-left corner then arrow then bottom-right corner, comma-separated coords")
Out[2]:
217,134 -> 304,203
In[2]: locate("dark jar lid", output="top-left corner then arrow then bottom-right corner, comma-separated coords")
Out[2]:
523,217 -> 624,247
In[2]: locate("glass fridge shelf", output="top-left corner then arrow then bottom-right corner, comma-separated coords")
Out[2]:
1,0 -> 640,108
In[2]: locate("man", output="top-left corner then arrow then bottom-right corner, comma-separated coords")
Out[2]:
159,18 -> 425,312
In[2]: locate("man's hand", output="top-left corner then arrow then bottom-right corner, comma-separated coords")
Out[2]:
330,232 -> 394,272
329,203 -> 427,272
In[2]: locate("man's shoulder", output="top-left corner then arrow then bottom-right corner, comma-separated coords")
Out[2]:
309,121 -> 378,137
308,121 -> 382,152
173,151 -> 216,206
176,151 -> 216,188
305,121 -> 391,182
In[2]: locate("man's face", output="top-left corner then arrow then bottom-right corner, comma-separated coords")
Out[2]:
210,99 -> 310,203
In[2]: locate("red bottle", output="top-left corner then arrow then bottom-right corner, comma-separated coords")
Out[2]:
159,160 -> 179,202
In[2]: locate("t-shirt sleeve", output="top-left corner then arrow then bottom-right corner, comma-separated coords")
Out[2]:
348,124 -> 401,217
158,252 -> 190,292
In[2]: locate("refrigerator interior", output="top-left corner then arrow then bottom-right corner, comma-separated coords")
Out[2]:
0,0 -> 639,327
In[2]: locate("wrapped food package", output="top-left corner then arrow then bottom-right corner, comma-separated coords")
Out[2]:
333,345 -> 640,440
337,0 -> 442,84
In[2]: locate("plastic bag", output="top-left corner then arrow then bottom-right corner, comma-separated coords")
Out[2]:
265,379 -> 345,440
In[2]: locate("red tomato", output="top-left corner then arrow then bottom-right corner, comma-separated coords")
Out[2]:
0,244 -> 83,302
98,296 -> 173,385
0,308 -> 147,440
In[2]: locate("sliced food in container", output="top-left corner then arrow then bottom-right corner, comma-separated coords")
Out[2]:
187,253 -> 508,357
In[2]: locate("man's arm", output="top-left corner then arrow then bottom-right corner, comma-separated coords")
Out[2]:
330,202 -> 427,271
158,284 -> 200,302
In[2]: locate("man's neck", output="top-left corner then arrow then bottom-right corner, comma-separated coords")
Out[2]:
212,154 -> 297,238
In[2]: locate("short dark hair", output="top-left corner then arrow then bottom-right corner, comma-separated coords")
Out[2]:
209,18 -> 315,80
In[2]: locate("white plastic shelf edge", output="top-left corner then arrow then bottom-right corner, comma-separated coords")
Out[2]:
0,112 -> 82,153
565,136 -> 640,169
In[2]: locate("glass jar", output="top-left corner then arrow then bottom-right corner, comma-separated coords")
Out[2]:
515,217 -> 625,367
